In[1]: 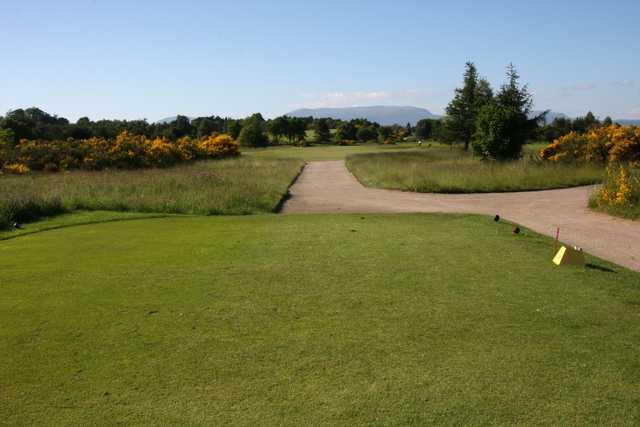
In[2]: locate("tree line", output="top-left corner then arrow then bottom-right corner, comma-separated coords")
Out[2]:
1,63 -> 610,155
539,111 -> 613,143
0,108 -> 427,148
0,108 -> 244,144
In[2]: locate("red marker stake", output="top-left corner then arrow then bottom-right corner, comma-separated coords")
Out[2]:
553,227 -> 560,256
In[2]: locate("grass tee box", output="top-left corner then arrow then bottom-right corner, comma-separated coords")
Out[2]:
1,213 -> 639,424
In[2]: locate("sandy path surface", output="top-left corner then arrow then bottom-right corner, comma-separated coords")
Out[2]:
282,161 -> 640,271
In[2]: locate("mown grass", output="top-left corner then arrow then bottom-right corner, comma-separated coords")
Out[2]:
347,148 -> 604,193
0,157 -> 303,229
244,141 -> 426,161
1,213 -> 639,424
0,210 -> 172,241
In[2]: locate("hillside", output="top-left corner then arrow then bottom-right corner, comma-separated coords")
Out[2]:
287,106 -> 439,126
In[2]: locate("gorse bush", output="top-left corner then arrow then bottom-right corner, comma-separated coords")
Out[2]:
541,125 -> 640,164
542,125 -> 640,218
0,131 -> 239,173
590,163 -> 640,219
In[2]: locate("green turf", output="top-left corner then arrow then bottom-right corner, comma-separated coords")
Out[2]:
243,142 -> 428,161
0,210 -> 174,241
1,213 -> 639,424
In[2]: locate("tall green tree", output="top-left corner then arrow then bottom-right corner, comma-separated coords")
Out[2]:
356,126 -> 378,142
268,116 -> 288,143
444,62 -> 493,150
313,119 -> 331,143
476,78 -> 494,106
472,63 -> 543,160
226,120 -> 243,139
238,114 -> 268,147
194,117 -> 217,138
335,121 -> 357,142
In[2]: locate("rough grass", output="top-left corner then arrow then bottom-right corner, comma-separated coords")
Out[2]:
590,198 -> 640,220
1,213 -> 639,424
0,157 -> 303,229
347,149 -> 604,193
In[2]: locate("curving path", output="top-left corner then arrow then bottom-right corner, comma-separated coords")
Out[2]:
282,161 -> 640,271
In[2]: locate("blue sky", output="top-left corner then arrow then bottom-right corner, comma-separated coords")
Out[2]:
1,0 -> 639,121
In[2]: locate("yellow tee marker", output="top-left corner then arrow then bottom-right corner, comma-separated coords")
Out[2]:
552,245 -> 586,267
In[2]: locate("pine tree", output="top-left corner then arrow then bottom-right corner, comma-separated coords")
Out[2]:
473,63 -> 543,160
314,119 -> 331,143
445,62 -> 493,150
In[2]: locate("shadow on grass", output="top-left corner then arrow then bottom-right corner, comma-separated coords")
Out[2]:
0,214 -> 174,242
586,263 -> 616,273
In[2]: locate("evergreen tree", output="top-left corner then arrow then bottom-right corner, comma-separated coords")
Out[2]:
335,121 -> 357,142
237,114 -> 268,147
445,62 -> 493,150
313,119 -> 331,143
472,63 -> 543,160
268,116 -> 288,143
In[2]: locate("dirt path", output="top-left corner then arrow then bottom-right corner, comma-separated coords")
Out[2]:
282,161 -> 640,271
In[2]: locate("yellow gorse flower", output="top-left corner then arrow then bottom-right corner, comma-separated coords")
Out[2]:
541,125 -> 640,164
1,131 -> 239,172
3,163 -> 30,174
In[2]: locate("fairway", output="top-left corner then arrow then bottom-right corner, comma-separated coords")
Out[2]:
2,214 -> 639,424
243,142 -> 425,161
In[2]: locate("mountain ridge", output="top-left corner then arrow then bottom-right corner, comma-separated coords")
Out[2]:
286,106 -> 440,126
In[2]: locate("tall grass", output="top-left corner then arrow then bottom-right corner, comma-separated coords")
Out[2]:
0,157 -> 303,229
346,149 -> 604,193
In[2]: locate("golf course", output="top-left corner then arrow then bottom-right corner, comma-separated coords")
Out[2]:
2,141 -> 640,424
3,5 -> 640,421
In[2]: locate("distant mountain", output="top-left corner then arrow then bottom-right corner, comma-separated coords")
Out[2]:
616,119 -> 640,126
529,111 -> 569,124
287,106 -> 440,126
155,116 -> 193,124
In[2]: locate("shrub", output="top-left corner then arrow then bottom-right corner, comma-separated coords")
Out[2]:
198,134 -> 240,157
356,126 -> 378,142
594,163 -> 640,208
472,104 -> 530,160
2,163 -> 30,175
541,125 -> 640,164
0,131 -> 239,173
237,118 -> 269,147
